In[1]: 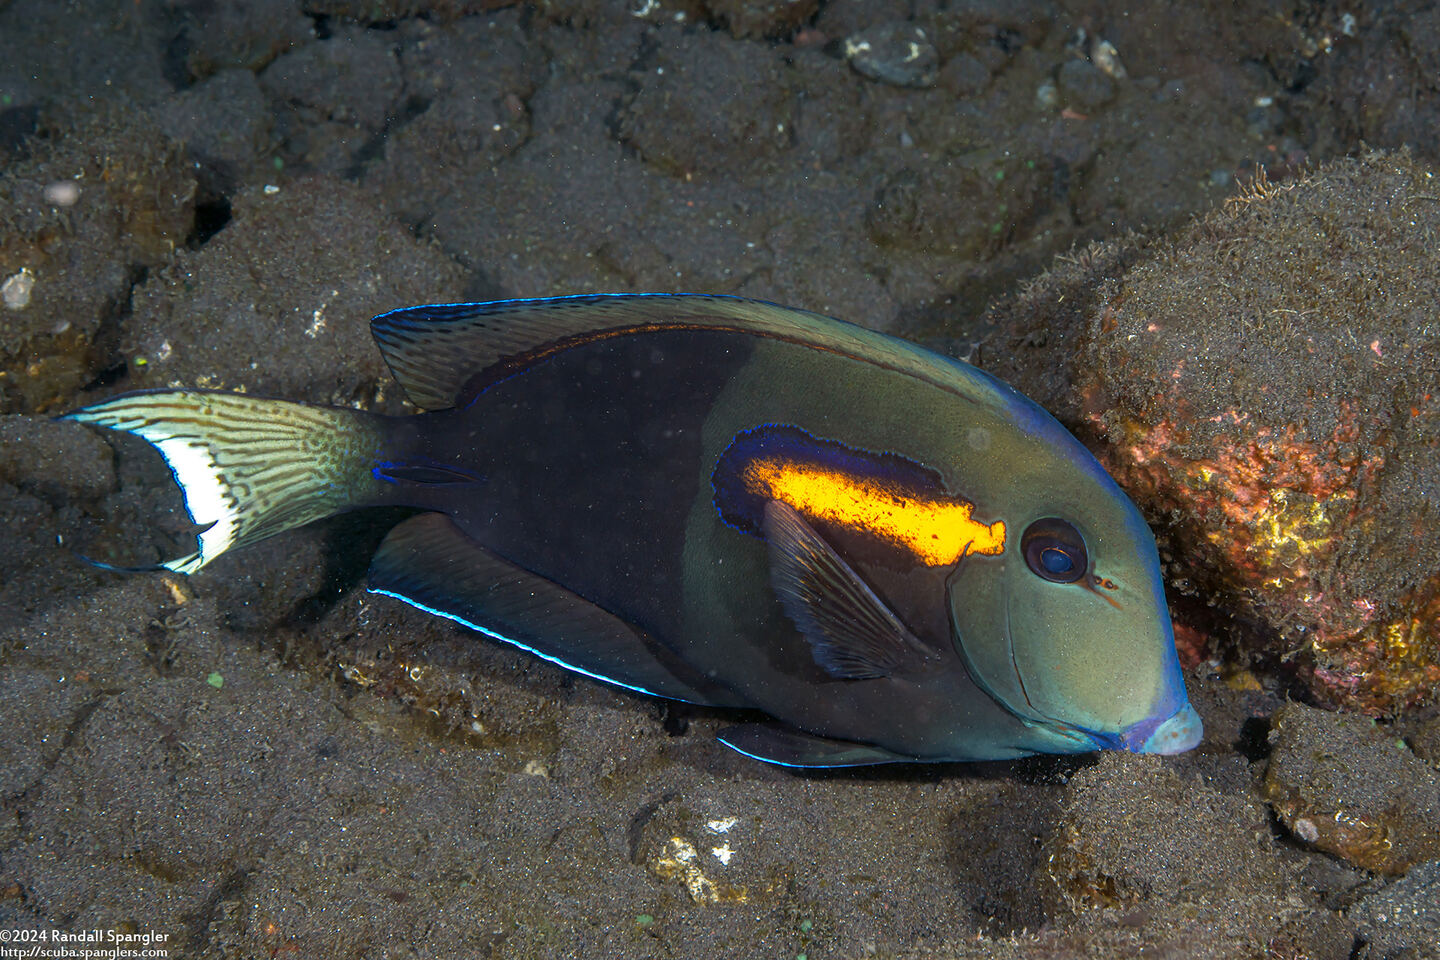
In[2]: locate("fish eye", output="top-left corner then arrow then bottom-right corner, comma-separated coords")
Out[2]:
1039,547 -> 1074,575
1021,518 -> 1088,584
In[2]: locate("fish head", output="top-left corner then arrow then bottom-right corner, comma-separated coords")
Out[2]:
944,406 -> 1200,758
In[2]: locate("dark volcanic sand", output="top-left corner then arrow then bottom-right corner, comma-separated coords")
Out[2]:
2,2 -> 1438,958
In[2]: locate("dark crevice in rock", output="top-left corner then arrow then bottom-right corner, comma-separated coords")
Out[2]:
79,264 -> 149,396
660,703 -> 690,736
80,359 -> 129,393
1235,715 -> 1272,763
161,29 -> 193,90
189,194 -> 233,248
603,26 -> 660,153
182,866 -> 252,953
0,105 -> 40,161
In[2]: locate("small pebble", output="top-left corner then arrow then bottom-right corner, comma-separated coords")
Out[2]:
844,23 -> 938,89
43,180 -> 80,206
1035,79 -> 1059,110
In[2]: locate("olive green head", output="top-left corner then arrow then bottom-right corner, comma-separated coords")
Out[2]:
943,376 -> 1200,757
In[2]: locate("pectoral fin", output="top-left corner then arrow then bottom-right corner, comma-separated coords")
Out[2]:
762,500 -> 932,680
717,723 -> 910,767
369,513 -> 741,706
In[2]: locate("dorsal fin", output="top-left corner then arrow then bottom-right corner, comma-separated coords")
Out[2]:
369,294 -> 988,411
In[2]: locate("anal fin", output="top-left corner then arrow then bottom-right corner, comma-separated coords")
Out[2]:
763,500 -> 933,680
369,513 -> 739,705
717,723 -> 909,767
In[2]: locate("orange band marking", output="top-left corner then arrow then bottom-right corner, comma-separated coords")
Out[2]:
743,458 -> 1005,566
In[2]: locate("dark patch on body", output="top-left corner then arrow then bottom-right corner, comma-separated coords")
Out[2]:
411,329 -> 753,646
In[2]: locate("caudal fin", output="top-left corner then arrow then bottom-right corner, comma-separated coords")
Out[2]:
62,390 -> 385,573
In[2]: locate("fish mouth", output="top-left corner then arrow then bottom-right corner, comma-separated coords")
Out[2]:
1046,702 -> 1202,756
957,586 -> 1201,757
1119,702 -> 1203,755
989,573 -> 1201,757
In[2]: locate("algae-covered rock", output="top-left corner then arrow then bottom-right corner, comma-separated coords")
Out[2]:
259,25 -> 403,177
844,23 -> 940,88
866,151 -> 1048,260
991,149 -> 1440,713
1040,751 -> 1349,959
0,108 -> 195,413
1350,858 -> 1440,960
1044,755 -> 1277,920
178,0 -> 312,80
634,795 -> 791,906
616,30 -> 797,181
1405,713 -> 1440,766
1263,702 -> 1440,876
0,0 -> 174,107
157,69 -> 276,201
0,416 -> 115,505
703,0 -> 819,39
364,12 -> 542,227
302,0 -> 509,23
121,176 -> 466,406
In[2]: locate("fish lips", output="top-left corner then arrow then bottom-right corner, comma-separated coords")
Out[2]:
1062,701 -> 1203,755
1120,701 -> 1204,755
1032,702 -> 1203,756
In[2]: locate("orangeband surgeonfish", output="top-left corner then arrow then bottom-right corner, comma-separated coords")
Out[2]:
62,295 -> 1201,766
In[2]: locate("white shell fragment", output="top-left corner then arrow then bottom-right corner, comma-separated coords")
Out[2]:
44,180 -> 81,206
1092,39 -> 1127,79
2,268 -> 35,310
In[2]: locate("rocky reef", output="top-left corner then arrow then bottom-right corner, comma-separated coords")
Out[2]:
987,150 -> 1440,714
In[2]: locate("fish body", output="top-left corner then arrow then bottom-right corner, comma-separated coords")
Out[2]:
64,295 -> 1201,766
